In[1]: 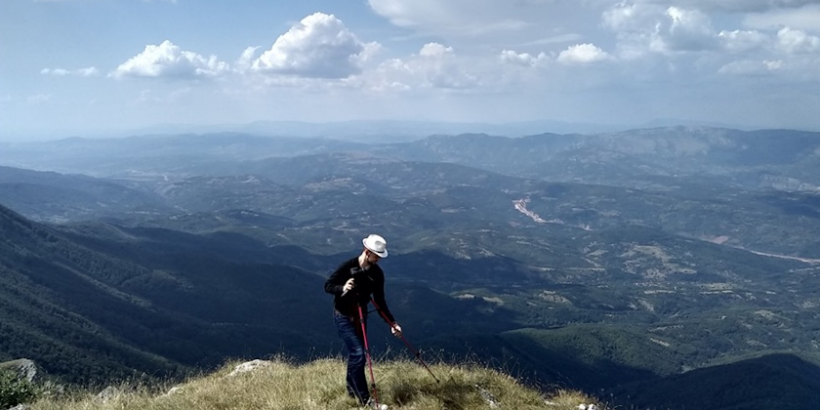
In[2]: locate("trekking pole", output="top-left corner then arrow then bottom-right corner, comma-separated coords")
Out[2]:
357,303 -> 381,407
370,298 -> 440,383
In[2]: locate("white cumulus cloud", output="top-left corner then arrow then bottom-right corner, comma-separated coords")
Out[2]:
111,40 -> 229,80
638,0 -> 820,12
718,59 -> 784,75
557,43 -> 610,64
415,43 -> 480,88
419,43 -> 453,58
235,46 -> 259,72
777,27 -> 820,54
41,68 -> 70,76
655,7 -> 719,53
603,2 -> 661,32
77,67 -> 99,77
366,43 -> 481,91
500,50 -> 550,68
604,3 -> 720,57
251,13 -> 379,79
719,30 -> 770,53
41,67 -> 99,77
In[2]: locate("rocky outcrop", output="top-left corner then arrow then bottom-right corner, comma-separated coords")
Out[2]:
0,359 -> 37,383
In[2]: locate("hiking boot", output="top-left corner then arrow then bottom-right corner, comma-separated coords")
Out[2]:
362,398 -> 388,410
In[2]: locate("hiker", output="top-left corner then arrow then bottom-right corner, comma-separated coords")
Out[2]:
325,234 -> 401,408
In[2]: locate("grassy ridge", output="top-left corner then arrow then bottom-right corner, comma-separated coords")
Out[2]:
30,358 -> 604,410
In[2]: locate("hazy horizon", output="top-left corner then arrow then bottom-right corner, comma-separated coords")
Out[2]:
0,117 -> 801,143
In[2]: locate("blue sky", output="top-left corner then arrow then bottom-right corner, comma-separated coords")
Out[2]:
2,0 -> 820,140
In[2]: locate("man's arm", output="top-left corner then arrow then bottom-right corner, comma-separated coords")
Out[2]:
324,261 -> 350,296
372,272 -> 396,324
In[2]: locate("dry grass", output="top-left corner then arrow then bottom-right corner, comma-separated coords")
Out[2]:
30,358 -> 606,410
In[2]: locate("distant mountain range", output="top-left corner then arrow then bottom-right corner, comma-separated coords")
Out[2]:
1,119 -> 639,143
3,126 -> 819,191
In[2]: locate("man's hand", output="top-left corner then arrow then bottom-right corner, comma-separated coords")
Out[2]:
391,323 -> 402,338
342,278 -> 356,293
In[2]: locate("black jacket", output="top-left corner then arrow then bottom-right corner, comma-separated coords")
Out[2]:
324,257 -> 396,323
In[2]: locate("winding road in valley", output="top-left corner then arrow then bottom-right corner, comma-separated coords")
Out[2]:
512,198 -> 820,265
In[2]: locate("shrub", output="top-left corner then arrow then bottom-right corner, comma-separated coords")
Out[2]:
0,367 -> 38,409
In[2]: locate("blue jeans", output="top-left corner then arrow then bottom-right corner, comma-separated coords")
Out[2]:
335,310 -> 370,404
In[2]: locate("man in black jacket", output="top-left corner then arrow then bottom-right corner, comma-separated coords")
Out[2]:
324,234 -> 401,408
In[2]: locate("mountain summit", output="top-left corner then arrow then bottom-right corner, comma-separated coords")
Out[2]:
25,357 -> 603,410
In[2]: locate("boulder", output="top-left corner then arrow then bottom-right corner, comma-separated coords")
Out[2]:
227,360 -> 272,377
0,360 -> 37,383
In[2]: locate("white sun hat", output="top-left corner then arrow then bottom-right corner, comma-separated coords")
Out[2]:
362,234 -> 388,258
